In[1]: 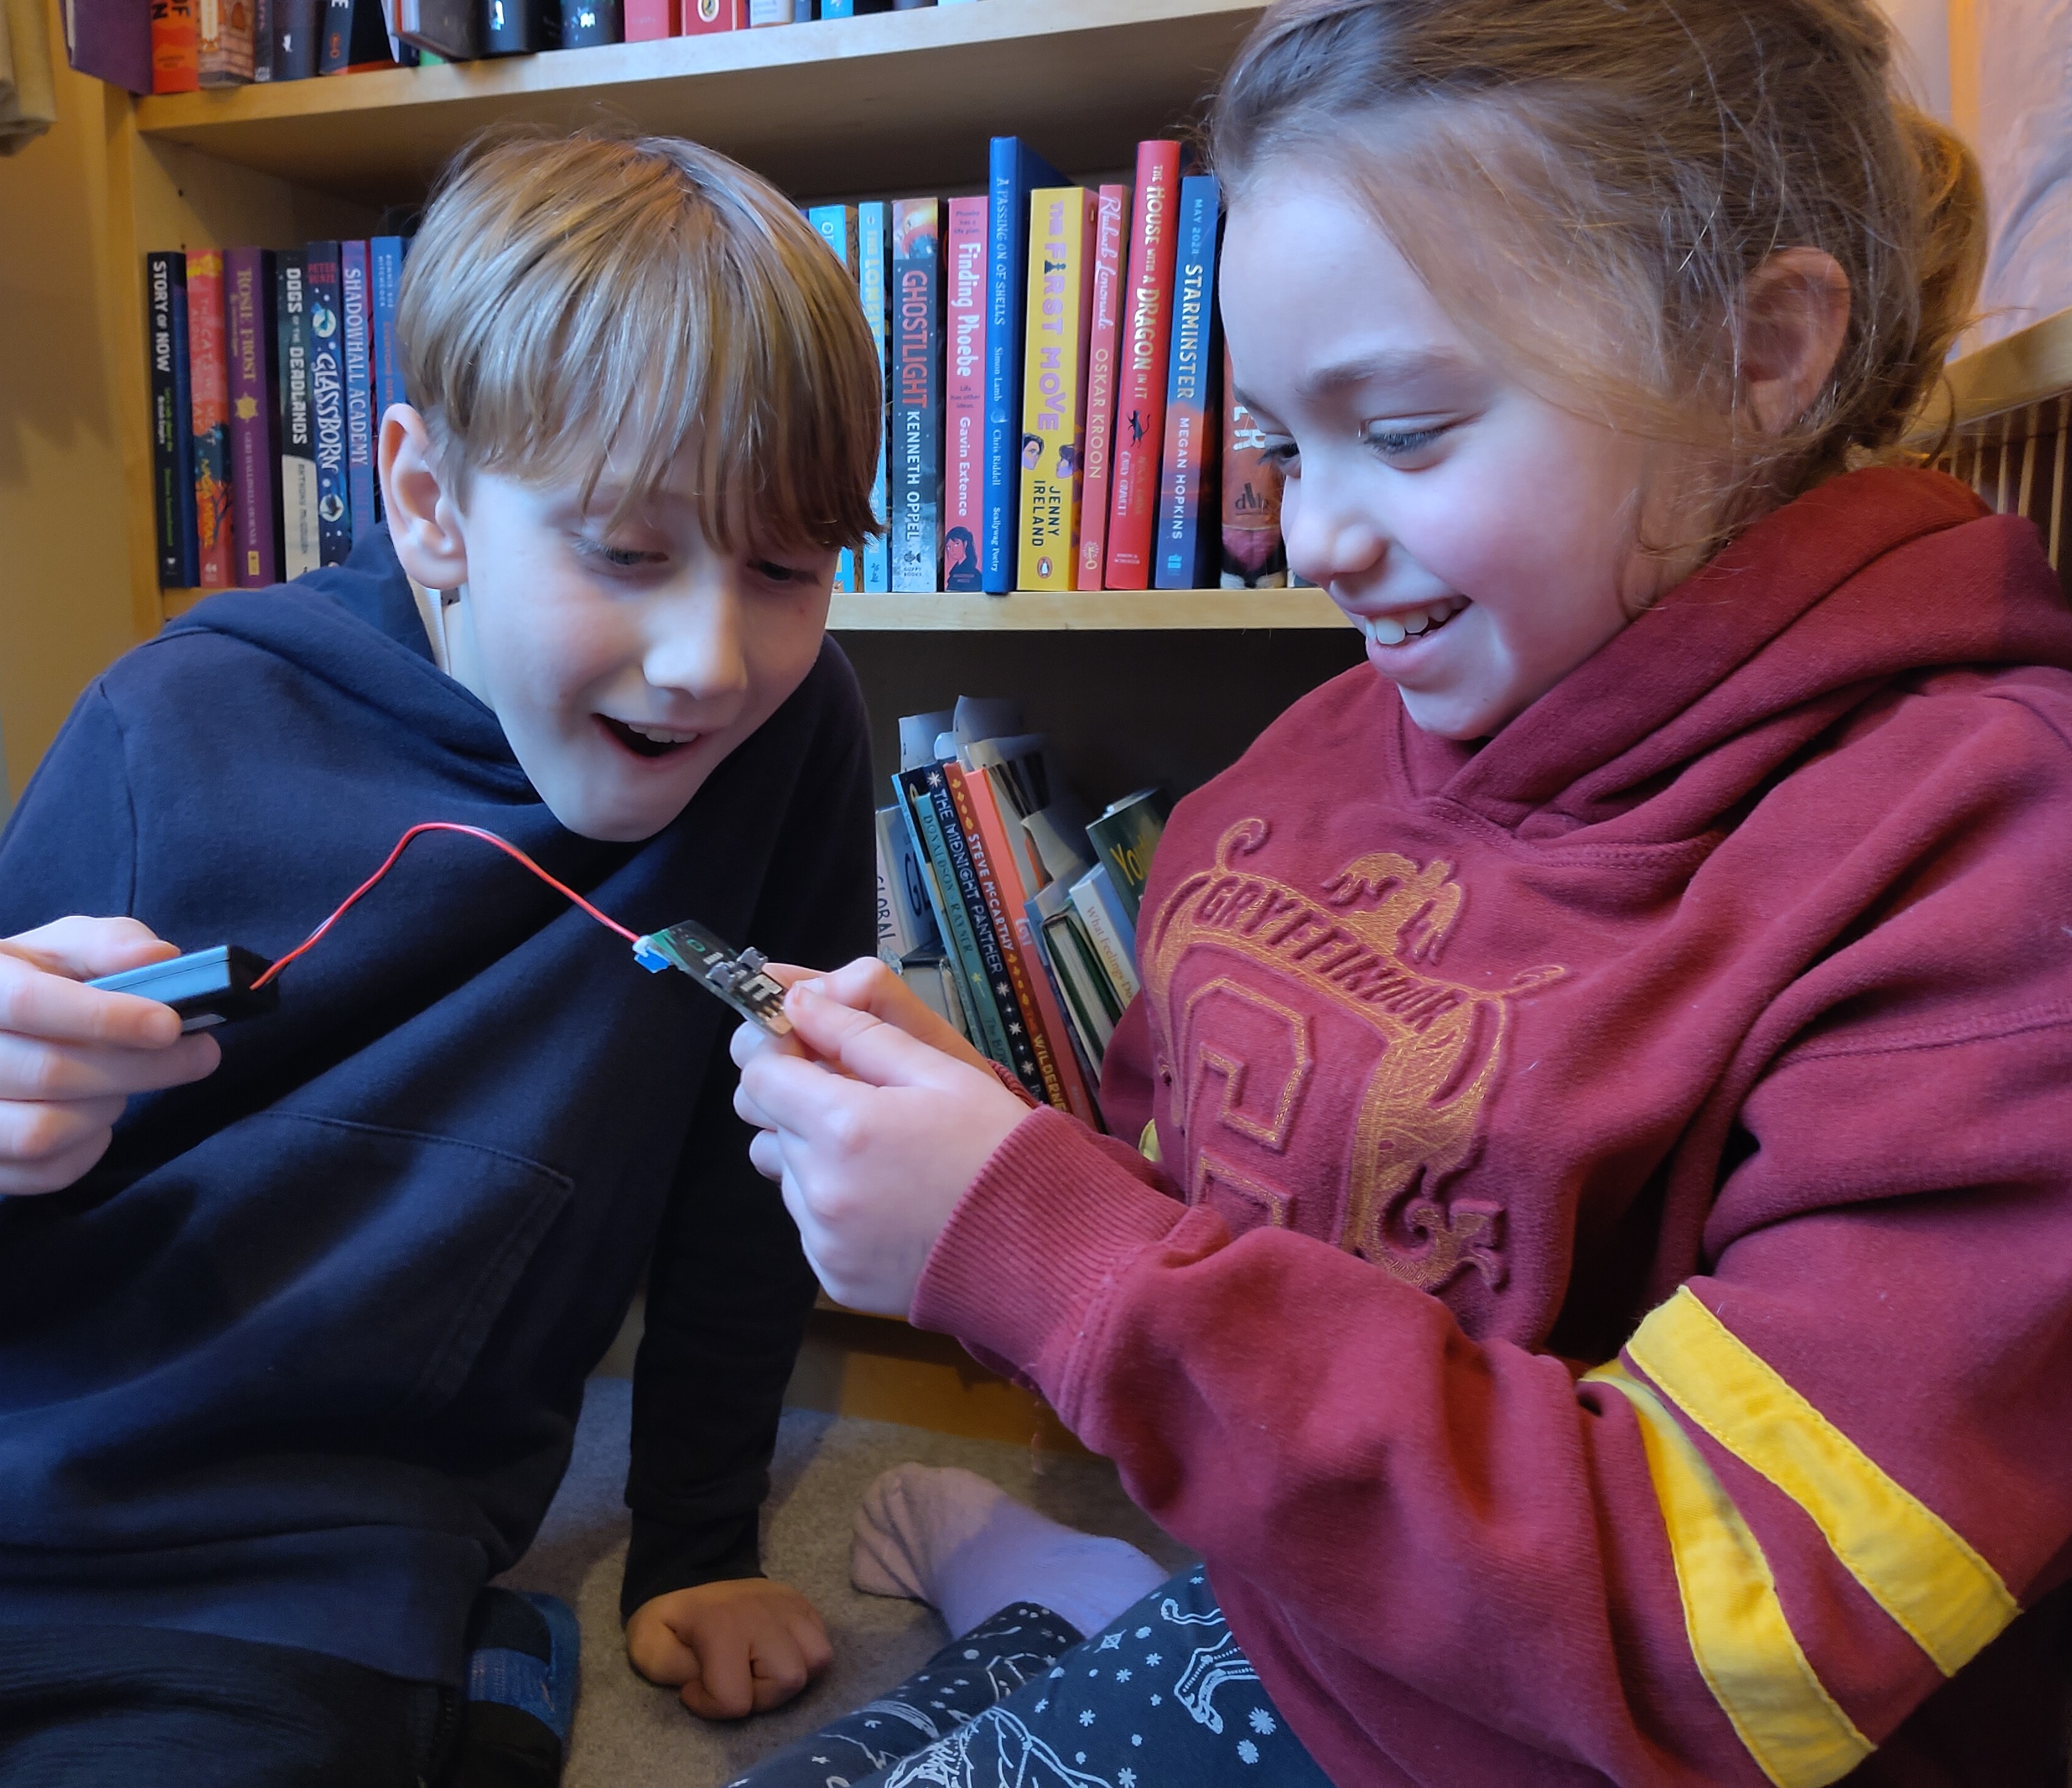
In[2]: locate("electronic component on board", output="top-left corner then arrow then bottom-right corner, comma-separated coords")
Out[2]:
632,922 -> 794,1036
86,945 -> 279,1032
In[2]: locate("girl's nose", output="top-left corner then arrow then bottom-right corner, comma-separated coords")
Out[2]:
1281,463 -> 1387,594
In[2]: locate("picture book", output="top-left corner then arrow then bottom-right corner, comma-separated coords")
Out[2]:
197,0 -> 254,83
223,246 -> 278,587
943,195 -> 987,593
1153,173 -> 1222,590
146,252 -> 199,588
274,248 -> 320,580
340,240 -> 376,546
1220,345 -> 1288,589
857,201 -> 891,592
807,204 -> 859,590
1074,183 -> 1125,589
890,198 -> 943,593
981,136 -> 1065,592
185,250 -> 235,589
1104,139 -> 1182,589
303,242 -> 352,565
1083,785 -> 1168,926
1016,186 -> 1096,591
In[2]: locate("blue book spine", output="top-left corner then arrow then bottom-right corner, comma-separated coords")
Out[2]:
897,766 -> 1016,1069
1153,175 -> 1221,591
340,241 -> 376,544
808,204 -> 858,592
370,236 -> 406,426
303,241 -> 352,566
859,201 -> 891,592
981,136 -> 1064,592
821,0 -> 849,12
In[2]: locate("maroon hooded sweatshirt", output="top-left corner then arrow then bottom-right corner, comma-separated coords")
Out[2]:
911,469 -> 2072,1786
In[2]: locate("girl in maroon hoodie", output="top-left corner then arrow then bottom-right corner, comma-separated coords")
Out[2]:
733,2 -> 2072,1783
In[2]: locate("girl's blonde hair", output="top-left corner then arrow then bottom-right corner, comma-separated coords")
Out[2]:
398,129 -> 881,554
1212,0 -> 1987,529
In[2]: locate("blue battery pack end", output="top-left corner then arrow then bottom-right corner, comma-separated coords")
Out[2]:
85,945 -> 279,1032
631,921 -> 793,1036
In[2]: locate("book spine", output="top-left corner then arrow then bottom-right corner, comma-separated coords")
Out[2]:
197,0 -> 255,81
1075,183 -> 1125,589
943,195 -> 987,594
1085,798 -> 1166,925
147,253 -> 197,588
71,0 -> 154,92
807,205 -> 859,592
678,0 -> 738,28
1071,867 -> 1143,1004
560,0 -> 620,45
251,0 -> 272,73
1105,140 -> 1182,589
944,764 -> 1070,1112
746,0 -> 786,19
1220,343 -> 1288,590
897,767 -> 1018,1073
857,202 -> 891,592
1153,175 -> 1222,591
224,248 -> 278,587
370,236 -> 406,430
271,0 -> 318,75
890,198 -> 942,594
318,0 -> 351,67
185,251 -> 235,590
981,139 -> 1063,592
482,0 -> 555,53
623,0 -> 673,36
1036,894 -> 1117,1056
150,0 -> 199,90
302,243 -> 352,566
275,249 -> 320,580
340,241 -> 376,545
1016,186 -> 1095,592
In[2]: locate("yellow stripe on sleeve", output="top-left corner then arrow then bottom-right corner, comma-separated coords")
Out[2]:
1586,1362 -> 1874,1788
1627,1288 -> 2018,1678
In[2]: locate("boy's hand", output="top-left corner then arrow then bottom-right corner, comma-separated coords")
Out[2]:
731,977 -> 1033,1316
0,918 -> 223,1196
625,1578 -> 832,1721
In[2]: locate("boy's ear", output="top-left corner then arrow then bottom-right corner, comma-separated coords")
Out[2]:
1738,247 -> 1852,438
379,404 -> 470,589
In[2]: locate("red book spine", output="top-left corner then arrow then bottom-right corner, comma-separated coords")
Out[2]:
186,251 -> 235,590
1075,184 -> 1126,589
678,0 -> 737,28
625,0 -> 675,35
150,0 -> 200,90
943,195 -> 989,594
1103,140 -> 1182,590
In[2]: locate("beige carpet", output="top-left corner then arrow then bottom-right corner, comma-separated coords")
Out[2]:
496,1378 -> 1195,1788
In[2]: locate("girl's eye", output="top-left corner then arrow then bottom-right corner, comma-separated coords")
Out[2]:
1259,439 -> 1301,475
1360,423 -> 1447,460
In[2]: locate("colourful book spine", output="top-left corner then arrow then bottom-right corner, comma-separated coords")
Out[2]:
678,0 -> 739,28
1105,140 -> 1182,589
1075,183 -> 1125,590
147,253 -> 199,589
224,247 -> 278,587
370,236 -> 407,434
1084,787 -> 1169,926
1153,174 -> 1222,591
1016,186 -> 1096,592
807,204 -> 859,591
303,242 -> 352,566
197,0 -> 255,82
340,241 -> 376,546
1070,862 -> 1142,1005
150,0 -> 199,89
560,0 -> 620,45
1221,344 -> 1288,589
857,201 -> 891,592
185,251 -> 235,590
890,199 -> 943,593
623,0 -> 674,37
982,137 -> 1065,592
896,766 -> 1017,1074
943,195 -> 987,594
274,249 -> 320,580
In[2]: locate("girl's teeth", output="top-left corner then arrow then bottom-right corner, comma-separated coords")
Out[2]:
1369,616 -> 1407,646
1363,598 -> 1467,647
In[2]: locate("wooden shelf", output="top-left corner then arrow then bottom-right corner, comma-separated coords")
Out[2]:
132,0 -> 1265,202
1915,308 -> 2072,438
830,587 -> 1346,630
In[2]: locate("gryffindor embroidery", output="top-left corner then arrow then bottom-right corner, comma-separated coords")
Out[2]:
1142,819 -> 1563,1294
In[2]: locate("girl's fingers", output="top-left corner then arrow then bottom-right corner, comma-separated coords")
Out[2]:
795,956 -> 994,1071
778,987 -> 979,1093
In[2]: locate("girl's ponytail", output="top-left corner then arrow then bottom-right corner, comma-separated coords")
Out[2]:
1873,108 -> 1988,443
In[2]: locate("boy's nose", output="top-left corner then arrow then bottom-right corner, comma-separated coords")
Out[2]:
643,581 -> 752,705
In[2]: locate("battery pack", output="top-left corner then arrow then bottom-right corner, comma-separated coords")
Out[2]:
86,945 -> 280,1032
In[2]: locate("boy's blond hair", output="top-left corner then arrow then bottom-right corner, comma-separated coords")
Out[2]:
397,130 -> 881,555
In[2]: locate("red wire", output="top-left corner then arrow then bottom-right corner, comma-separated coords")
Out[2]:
248,822 -> 639,991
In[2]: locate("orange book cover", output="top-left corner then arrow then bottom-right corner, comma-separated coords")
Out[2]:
150,0 -> 200,91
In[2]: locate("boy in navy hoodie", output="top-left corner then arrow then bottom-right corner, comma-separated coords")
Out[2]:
0,132 -> 883,1786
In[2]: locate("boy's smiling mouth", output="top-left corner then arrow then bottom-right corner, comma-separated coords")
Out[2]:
597,715 -> 702,759
1351,595 -> 1470,647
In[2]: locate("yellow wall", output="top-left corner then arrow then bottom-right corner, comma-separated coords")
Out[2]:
0,2 -> 147,811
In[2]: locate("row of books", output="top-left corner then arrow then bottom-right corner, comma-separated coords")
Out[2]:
147,241 -> 411,591
874,697 -> 1167,1126
819,137 -> 1286,598
80,0 -> 974,93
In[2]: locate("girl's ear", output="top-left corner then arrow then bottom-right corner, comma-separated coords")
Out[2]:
1738,247 -> 1852,438
379,404 -> 470,590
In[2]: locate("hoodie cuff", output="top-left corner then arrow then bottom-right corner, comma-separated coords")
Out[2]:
910,1105 -> 1190,1385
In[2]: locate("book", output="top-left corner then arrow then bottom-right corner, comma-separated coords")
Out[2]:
339,241 -> 376,546
623,0 -> 672,36
252,0 -> 272,73
185,250 -> 235,590
149,0 -> 198,90
1069,861 -> 1142,1005
895,764 -> 1019,1078
898,947 -> 970,1043
560,0 -> 618,45
981,136 -> 1064,592
396,0 -> 476,57
197,0 -> 255,82
1084,785 -> 1168,926
223,247 -> 279,587
857,201 -> 890,592
274,248 -> 320,580
807,204 -> 859,590
1016,185 -> 1096,591
1031,879 -> 1117,1062
678,0 -> 740,28
146,252 -> 199,589
370,235 -> 407,437
303,243 -> 352,565
890,198 -> 942,594
875,804 -> 937,963
1104,139 -> 1182,589
1220,346 -> 1288,589
318,0 -> 393,68
65,0 -> 152,92
1075,183 -> 1125,589
943,196 -> 987,593
482,0 -> 555,54
746,0 -> 786,19
1153,173 -> 1222,590
271,0 -> 318,76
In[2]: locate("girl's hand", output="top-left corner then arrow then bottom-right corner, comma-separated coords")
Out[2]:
732,972 -> 1031,1315
0,918 -> 223,1196
739,956 -> 994,1077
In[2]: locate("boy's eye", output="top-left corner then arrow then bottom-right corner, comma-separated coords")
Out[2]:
750,558 -> 815,585
1359,422 -> 1448,460
575,537 -> 665,571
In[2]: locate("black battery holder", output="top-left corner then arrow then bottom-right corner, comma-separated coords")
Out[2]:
85,945 -> 279,1032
